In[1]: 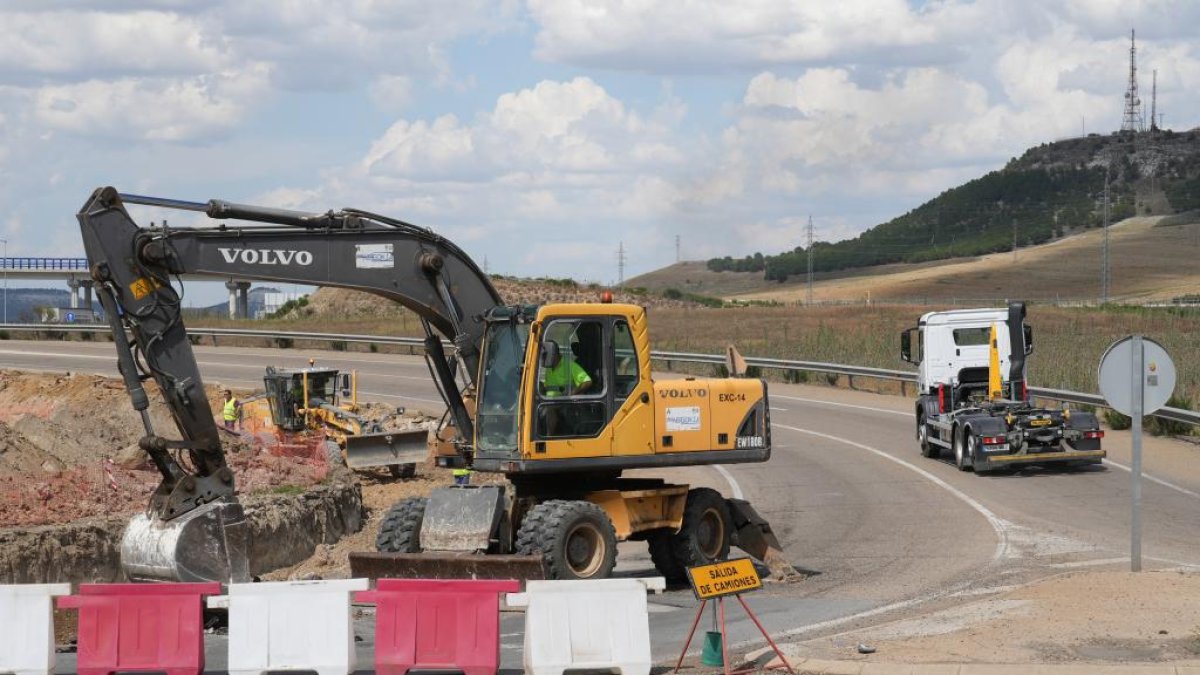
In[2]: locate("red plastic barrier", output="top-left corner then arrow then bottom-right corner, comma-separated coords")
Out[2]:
356,578 -> 519,675
57,582 -> 221,675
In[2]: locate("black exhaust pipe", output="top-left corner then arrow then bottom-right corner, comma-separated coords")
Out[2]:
1007,301 -> 1027,400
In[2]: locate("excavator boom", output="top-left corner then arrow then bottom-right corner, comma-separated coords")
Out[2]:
78,187 -> 501,582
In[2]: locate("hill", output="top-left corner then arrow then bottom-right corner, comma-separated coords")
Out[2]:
731,214 -> 1200,304
271,275 -> 708,322
705,128 -> 1200,282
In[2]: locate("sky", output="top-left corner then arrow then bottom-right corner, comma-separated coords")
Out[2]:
1,0 -> 1198,305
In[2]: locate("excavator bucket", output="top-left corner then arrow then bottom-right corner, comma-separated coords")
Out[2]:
343,428 -> 429,470
349,552 -> 546,582
120,498 -> 250,583
726,498 -> 802,581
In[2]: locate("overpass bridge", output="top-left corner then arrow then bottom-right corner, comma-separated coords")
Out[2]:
0,257 -> 256,319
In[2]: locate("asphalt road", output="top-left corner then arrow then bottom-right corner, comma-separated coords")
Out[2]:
5,339 -> 1198,669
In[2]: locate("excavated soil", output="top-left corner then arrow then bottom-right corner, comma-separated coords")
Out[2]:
0,370 -> 433,528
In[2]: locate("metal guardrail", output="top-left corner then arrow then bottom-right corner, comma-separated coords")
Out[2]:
2,323 -> 1197,427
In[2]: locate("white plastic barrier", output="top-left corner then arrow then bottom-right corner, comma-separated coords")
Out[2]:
507,577 -> 665,675
0,583 -> 72,675
208,578 -> 368,675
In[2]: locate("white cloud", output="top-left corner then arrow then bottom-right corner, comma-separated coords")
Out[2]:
368,75 -> 414,113
33,64 -> 271,141
0,10 -> 228,81
361,77 -> 681,181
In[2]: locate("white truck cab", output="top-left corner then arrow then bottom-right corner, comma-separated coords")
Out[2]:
902,307 -> 1031,403
900,302 -> 1103,474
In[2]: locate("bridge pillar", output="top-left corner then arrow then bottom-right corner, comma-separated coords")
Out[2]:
226,281 -> 251,319
67,278 -> 80,309
81,280 -> 94,310
237,282 -> 250,319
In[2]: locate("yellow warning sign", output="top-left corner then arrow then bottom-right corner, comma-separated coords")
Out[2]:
686,558 -> 762,600
128,277 -> 160,300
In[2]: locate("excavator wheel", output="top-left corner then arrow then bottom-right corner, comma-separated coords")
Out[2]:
647,530 -> 687,583
389,463 -> 417,479
516,500 -> 617,580
375,497 -> 426,553
670,488 -> 732,569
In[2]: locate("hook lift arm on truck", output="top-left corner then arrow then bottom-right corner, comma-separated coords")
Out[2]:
78,186 -> 795,584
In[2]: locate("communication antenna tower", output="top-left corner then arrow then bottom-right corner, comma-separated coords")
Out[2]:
1102,162 -> 1112,304
675,234 -> 681,263
1120,29 -> 1144,133
617,241 -> 626,287
805,215 -> 814,306
1150,70 -> 1158,132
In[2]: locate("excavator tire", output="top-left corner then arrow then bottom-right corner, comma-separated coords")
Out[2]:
375,497 -> 426,553
516,500 -> 617,580
389,463 -> 417,479
647,530 -> 687,583
670,488 -> 732,569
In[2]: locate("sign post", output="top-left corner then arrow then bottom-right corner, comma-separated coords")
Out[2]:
672,559 -> 795,675
1098,335 -> 1176,573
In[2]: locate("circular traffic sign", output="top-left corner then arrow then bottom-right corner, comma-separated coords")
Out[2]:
1098,336 -> 1176,415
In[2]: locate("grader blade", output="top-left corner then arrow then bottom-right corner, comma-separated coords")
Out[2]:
726,498 -> 801,581
343,428 -> 428,470
349,552 -> 546,582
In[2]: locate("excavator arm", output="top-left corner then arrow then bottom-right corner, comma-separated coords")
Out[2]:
77,186 -> 501,581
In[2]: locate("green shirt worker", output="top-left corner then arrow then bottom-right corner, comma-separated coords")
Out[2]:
542,355 -> 592,397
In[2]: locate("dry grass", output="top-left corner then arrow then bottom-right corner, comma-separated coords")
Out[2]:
645,303 -> 1200,409
192,303 -> 1200,411
633,216 -> 1200,305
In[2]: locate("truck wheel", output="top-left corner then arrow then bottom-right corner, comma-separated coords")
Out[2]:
954,428 -> 973,472
647,530 -> 686,583
375,497 -> 426,553
918,411 -> 937,458
389,463 -> 416,479
516,500 -> 617,580
671,488 -> 733,569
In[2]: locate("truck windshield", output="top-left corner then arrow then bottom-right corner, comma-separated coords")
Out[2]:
476,321 -> 529,454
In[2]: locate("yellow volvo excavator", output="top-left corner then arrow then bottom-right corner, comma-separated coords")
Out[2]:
77,187 -> 793,583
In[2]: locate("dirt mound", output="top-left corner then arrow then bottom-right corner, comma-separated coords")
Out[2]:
276,277 -> 696,321
0,370 -> 346,528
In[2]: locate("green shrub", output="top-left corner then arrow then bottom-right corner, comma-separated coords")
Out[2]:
274,337 -> 294,349
1146,393 -> 1193,436
1104,408 -> 1132,430
331,340 -> 348,352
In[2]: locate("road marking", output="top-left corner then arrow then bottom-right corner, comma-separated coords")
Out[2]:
358,389 -> 444,405
1046,557 -> 1129,569
712,465 -> 744,500
1102,458 -> 1200,499
775,395 -> 1200,502
774,423 -> 1012,562
771,394 -> 909,417
769,406 -> 788,412
0,348 -> 114,360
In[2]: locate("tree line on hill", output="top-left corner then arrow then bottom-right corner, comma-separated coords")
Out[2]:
709,130 -> 1200,282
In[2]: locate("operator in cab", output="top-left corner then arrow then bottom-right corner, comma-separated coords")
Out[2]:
541,341 -> 592,397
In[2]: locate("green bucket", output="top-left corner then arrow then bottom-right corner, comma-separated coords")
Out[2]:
701,630 -> 724,667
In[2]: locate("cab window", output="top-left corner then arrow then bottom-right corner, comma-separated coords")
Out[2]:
535,319 -> 607,440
